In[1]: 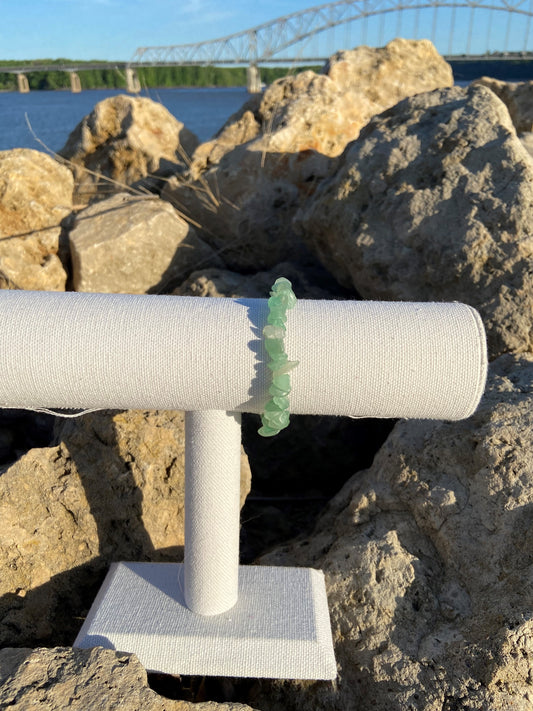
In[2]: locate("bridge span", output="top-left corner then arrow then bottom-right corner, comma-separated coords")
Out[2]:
3,0 -> 533,92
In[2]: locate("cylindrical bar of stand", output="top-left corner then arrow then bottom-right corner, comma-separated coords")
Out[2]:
184,410 -> 241,616
0,291 -> 487,419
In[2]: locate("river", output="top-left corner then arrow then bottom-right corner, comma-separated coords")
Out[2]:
0,68 -> 529,154
0,87 -> 251,153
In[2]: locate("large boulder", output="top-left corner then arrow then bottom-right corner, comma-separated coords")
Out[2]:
191,38 -> 453,174
69,193 -> 222,293
0,149 -> 73,290
472,76 -> 533,133
471,76 -> 533,159
295,84 -> 533,358
163,39 -> 453,271
255,353 -> 533,710
0,409 -> 251,646
261,37 -> 452,156
59,95 -> 199,203
0,646 -> 258,710
189,100 -> 262,178
164,139 -> 324,271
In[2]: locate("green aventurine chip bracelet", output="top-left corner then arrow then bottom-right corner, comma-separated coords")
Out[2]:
258,277 -> 299,437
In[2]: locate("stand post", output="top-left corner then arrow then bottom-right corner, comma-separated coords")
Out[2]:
184,410 -> 241,616
74,406 -> 337,679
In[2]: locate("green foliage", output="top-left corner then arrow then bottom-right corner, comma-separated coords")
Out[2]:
0,59 -> 320,91
0,72 -> 16,91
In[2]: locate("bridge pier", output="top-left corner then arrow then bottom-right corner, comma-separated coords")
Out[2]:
69,71 -> 82,93
17,73 -> 29,93
126,67 -> 141,93
247,64 -> 262,93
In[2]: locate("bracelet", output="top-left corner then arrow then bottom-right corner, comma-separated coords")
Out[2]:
258,277 -> 298,437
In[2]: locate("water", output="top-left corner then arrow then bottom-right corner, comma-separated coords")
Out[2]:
0,87 -> 251,153
0,75 -> 527,154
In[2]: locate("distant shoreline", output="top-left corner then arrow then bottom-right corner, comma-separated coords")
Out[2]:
0,58 -> 532,92
0,64 -> 315,92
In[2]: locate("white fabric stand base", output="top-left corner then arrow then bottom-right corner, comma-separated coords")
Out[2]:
74,562 -> 337,680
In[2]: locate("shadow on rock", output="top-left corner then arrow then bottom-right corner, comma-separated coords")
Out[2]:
0,409 -> 186,648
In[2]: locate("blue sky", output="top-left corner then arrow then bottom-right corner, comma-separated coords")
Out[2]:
0,0 -> 317,61
0,0 -> 530,61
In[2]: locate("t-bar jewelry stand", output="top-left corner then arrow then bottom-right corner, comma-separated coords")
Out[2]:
0,291 -> 487,680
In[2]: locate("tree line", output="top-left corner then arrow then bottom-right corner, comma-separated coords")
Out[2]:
0,60 -> 317,91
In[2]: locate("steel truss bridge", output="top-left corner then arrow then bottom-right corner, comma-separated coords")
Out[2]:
130,0 -> 533,65
4,0 -> 533,92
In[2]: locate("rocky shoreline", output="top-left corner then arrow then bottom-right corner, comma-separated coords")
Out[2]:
0,37 -> 533,709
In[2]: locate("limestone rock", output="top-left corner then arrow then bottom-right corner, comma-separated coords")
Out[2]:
256,353 -> 533,710
58,94 -> 199,203
193,38 -> 452,172
174,262 -> 337,299
261,38 -> 452,156
163,39 -> 452,271
472,76 -> 533,133
519,130 -> 533,158
295,84 -> 533,358
323,37 -> 452,95
189,106 -> 261,179
163,141 -> 322,271
0,646 -> 257,710
69,193 -> 222,293
0,409 -> 251,646
0,149 -> 73,290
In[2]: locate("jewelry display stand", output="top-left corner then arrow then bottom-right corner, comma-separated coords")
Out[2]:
0,291 -> 487,680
